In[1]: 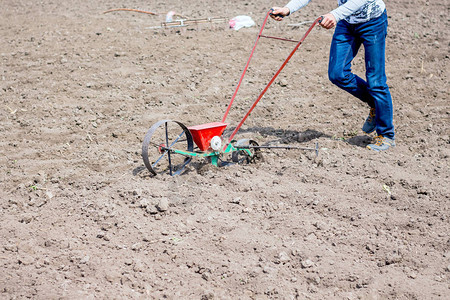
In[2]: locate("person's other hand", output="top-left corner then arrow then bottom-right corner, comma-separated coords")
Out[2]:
270,7 -> 290,21
319,13 -> 336,29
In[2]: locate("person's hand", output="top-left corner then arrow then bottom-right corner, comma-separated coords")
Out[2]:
270,7 -> 290,21
319,13 -> 336,29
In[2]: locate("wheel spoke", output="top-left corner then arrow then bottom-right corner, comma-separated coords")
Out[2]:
152,150 -> 168,167
165,122 -> 172,175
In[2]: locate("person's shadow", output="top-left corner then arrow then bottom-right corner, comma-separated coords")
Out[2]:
225,126 -> 372,147
224,126 -> 328,145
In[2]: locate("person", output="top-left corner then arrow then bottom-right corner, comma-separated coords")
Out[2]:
270,0 -> 395,151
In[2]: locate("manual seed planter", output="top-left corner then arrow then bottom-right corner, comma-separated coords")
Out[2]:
142,10 -> 322,176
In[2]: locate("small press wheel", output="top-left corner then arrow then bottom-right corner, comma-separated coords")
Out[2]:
232,139 -> 262,164
142,120 -> 194,176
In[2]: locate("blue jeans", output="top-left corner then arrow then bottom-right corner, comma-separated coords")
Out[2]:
328,11 -> 394,139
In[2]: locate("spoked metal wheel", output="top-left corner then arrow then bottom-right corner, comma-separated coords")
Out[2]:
142,120 -> 194,176
232,139 -> 262,164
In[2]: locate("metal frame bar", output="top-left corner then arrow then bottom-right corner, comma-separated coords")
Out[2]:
221,10 -> 322,150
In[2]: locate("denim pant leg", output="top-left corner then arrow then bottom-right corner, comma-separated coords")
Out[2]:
358,12 -> 395,139
328,20 -> 375,108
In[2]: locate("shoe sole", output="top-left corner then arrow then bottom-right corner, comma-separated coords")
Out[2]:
366,144 -> 395,152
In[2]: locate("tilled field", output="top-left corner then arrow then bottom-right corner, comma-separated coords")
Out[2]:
0,0 -> 449,298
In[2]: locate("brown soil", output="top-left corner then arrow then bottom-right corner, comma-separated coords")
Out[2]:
1,0 -> 449,299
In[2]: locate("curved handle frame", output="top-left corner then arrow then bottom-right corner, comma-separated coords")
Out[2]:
221,10 -> 322,148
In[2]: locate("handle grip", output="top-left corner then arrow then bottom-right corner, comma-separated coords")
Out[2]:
269,8 -> 285,19
270,13 -> 284,19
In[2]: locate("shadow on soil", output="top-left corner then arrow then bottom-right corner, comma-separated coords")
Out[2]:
224,126 -> 329,144
346,135 -> 373,147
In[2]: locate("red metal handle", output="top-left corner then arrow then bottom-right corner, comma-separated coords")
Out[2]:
224,14 -> 322,146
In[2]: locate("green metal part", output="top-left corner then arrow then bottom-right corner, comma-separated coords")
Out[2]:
162,140 -> 253,166
210,155 -> 219,166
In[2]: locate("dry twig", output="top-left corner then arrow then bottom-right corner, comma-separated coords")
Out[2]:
102,8 -> 187,19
